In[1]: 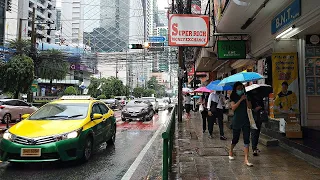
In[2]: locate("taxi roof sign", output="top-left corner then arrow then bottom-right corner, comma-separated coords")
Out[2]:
60,96 -> 93,100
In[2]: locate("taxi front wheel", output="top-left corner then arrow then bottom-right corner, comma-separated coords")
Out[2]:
81,136 -> 93,162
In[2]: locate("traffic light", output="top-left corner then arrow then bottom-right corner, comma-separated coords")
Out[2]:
129,44 -> 143,49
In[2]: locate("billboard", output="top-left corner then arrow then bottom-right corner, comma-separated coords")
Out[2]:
272,52 -> 299,114
168,14 -> 209,47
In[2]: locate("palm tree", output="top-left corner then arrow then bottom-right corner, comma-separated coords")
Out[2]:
37,50 -> 69,92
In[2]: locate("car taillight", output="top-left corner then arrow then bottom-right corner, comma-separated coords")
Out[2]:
0,106 -> 5,109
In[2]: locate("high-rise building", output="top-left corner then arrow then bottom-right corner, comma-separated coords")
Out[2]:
61,0 -> 84,45
16,0 -> 57,44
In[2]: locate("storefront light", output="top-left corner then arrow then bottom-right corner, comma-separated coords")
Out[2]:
276,25 -> 296,39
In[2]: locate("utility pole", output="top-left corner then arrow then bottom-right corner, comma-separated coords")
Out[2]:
27,7 -> 36,103
177,0 -> 184,123
18,18 -> 23,41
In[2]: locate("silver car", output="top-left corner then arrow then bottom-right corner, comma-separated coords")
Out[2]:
0,99 -> 38,124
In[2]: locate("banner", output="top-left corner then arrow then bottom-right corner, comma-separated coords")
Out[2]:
272,52 -> 299,114
168,14 -> 209,47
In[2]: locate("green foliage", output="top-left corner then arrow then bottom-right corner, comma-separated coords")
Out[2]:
147,76 -> 159,90
143,89 -> 156,97
88,77 -> 126,98
37,50 -> 69,81
64,86 -> 77,95
97,94 -> 107,100
133,87 -> 144,98
0,55 -> 34,98
8,39 -> 31,55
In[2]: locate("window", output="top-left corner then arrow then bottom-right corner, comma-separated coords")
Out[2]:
17,100 -> 29,106
4,100 -> 18,106
91,104 -> 102,115
98,103 -> 109,114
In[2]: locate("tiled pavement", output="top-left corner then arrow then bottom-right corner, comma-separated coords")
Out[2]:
171,112 -> 320,180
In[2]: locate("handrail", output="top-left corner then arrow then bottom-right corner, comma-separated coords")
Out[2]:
162,104 -> 177,180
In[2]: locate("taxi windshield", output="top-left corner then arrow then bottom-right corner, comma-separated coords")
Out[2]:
29,103 -> 89,120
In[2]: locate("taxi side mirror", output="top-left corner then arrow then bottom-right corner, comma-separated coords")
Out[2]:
21,114 -> 30,119
92,113 -> 103,120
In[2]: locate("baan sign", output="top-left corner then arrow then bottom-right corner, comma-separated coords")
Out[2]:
217,40 -> 246,59
271,0 -> 301,34
168,14 -> 209,47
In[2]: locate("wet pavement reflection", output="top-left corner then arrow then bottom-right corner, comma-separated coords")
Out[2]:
0,110 -> 171,180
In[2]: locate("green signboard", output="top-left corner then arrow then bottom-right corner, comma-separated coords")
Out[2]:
31,80 -> 38,92
217,40 -> 246,59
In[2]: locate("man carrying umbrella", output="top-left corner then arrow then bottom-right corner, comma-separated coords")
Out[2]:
207,91 -> 227,140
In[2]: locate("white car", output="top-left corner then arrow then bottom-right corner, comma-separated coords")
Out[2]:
157,99 -> 169,110
141,97 -> 159,113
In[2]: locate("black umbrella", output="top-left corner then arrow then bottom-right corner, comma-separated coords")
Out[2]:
245,84 -> 273,97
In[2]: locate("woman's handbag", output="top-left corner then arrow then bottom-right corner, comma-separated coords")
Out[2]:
247,108 -> 258,129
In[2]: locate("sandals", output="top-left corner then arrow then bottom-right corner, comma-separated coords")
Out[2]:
246,162 -> 254,167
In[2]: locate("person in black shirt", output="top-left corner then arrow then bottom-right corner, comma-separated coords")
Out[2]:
250,91 -> 264,156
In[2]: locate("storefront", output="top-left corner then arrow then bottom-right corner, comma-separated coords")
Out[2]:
247,0 -> 320,156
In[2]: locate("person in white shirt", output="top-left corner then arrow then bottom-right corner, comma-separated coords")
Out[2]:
207,91 -> 227,140
184,93 -> 192,119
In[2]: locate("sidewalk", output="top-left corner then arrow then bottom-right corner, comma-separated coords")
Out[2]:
171,112 -> 320,180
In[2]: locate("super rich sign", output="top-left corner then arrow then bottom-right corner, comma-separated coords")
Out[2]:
169,14 -> 209,47
217,40 -> 246,59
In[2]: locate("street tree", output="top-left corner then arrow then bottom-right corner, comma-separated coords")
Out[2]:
0,55 -> 34,98
143,89 -> 156,97
133,87 -> 144,98
64,86 -> 77,95
88,77 -> 105,98
8,39 -> 31,55
37,50 -> 69,87
147,76 -> 159,90
97,94 -> 107,100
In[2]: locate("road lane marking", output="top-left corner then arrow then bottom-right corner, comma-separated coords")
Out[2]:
121,122 -> 164,180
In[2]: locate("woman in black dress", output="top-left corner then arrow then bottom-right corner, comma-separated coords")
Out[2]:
229,82 -> 253,167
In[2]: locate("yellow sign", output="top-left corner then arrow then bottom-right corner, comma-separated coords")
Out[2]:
272,52 -> 299,114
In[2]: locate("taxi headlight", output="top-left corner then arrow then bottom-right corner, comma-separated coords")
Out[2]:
66,131 -> 79,139
3,131 -> 15,141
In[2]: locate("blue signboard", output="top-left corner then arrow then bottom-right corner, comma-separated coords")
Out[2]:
271,0 -> 301,34
0,46 -> 15,62
148,36 -> 166,42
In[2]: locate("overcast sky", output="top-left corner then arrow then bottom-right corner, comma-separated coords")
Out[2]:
56,0 -> 168,9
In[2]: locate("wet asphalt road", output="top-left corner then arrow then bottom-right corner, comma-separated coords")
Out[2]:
0,111 -> 170,180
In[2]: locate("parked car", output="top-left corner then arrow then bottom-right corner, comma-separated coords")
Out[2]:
121,99 -> 154,121
0,95 -> 116,163
141,97 -> 159,113
101,99 -> 120,110
157,98 -> 169,110
115,96 -> 127,108
0,99 -> 38,124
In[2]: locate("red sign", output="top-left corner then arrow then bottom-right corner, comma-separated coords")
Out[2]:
168,14 -> 209,47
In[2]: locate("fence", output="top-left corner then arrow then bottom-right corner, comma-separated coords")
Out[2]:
162,105 -> 177,180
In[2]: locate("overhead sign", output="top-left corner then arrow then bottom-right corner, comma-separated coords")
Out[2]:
271,0 -> 301,34
217,40 -> 246,59
168,14 -> 209,47
148,42 -> 165,52
149,36 -> 166,42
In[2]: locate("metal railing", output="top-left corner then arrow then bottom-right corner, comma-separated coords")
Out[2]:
162,105 -> 177,180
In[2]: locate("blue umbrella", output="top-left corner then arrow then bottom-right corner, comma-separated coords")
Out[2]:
206,80 -> 233,91
218,72 -> 264,86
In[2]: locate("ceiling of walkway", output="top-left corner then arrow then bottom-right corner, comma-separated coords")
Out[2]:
217,0 -> 292,34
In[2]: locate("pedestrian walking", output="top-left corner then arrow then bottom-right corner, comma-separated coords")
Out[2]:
228,82 -> 253,167
198,93 -> 209,133
250,92 -> 264,156
207,91 -> 227,140
184,93 -> 192,119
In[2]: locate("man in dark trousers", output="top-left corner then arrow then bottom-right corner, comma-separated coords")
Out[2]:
207,91 -> 227,140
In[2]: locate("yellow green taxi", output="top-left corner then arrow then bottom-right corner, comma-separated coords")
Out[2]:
0,96 -> 116,163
